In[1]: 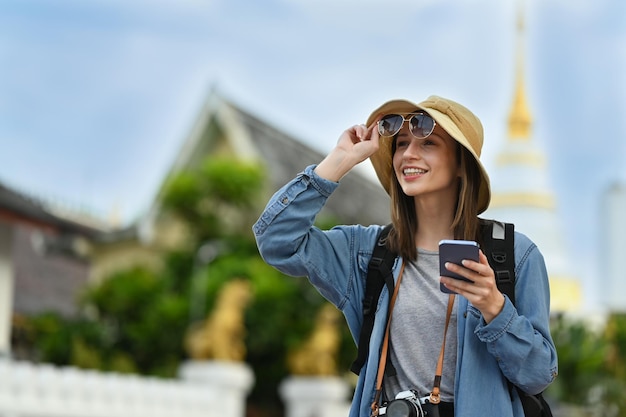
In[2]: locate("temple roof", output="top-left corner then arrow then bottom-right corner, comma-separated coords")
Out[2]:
147,90 -> 390,228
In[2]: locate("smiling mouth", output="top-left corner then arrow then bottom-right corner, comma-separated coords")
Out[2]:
403,168 -> 427,175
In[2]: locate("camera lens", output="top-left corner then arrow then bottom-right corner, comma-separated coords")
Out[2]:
386,399 -> 420,417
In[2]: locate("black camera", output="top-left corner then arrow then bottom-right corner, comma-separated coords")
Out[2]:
379,390 -> 430,417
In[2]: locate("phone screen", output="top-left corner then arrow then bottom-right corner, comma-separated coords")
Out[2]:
439,239 -> 479,294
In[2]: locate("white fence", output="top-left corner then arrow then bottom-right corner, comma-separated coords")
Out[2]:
280,376 -> 351,417
0,358 -> 254,417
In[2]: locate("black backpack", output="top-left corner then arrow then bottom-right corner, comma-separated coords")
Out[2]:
351,220 -> 553,417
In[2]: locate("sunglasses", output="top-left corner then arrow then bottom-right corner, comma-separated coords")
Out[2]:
377,112 -> 436,139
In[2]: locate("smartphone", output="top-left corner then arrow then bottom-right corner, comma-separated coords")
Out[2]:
439,239 -> 480,294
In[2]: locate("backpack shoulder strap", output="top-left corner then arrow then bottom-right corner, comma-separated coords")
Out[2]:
480,219 -> 516,304
481,220 -> 552,417
350,224 -> 396,375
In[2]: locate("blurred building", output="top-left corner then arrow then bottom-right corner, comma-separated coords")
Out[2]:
0,183 -> 99,356
89,90 -> 390,283
482,7 -> 582,313
600,182 -> 626,312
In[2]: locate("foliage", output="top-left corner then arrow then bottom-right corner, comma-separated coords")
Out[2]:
161,157 -> 265,242
26,312 -> 104,368
26,266 -> 188,377
546,313 -> 626,416
547,314 -> 608,402
601,313 -> 626,415
83,266 -> 189,376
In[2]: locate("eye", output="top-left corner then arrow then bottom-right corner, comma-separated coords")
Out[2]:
396,138 -> 410,149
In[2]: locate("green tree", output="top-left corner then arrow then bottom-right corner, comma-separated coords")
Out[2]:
601,313 -> 626,416
547,314 -> 626,416
161,157 -> 265,243
547,314 -> 608,403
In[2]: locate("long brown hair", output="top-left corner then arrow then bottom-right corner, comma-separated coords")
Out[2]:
386,139 -> 482,261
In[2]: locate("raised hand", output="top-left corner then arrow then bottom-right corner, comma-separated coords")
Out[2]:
315,123 -> 380,182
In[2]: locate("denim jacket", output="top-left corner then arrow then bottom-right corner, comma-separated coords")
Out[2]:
253,165 -> 558,417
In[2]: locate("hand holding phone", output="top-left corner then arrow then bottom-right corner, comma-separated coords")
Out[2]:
439,239 -> 480,294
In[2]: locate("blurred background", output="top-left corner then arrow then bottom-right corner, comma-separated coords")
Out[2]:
0,0 -> 625,416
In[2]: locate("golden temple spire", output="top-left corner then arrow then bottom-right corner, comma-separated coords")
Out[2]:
488,0 -> 582,313
508,0 -> 532,140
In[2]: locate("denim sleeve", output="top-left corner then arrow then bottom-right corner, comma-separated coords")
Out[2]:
473,232 -> 558,394
253,164 -> 380,309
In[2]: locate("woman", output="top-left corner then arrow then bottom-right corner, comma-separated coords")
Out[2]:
253,95 -> 557,417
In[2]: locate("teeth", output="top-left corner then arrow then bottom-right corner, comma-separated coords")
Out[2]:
404,168 -> 426,175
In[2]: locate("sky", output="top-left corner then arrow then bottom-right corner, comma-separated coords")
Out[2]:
0,0 -> 624,311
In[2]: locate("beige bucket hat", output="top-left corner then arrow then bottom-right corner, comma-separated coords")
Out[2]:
366,95 -> 491,214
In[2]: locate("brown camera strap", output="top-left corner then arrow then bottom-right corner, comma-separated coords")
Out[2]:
370,261 -> 455,416
429,294 -> 455,404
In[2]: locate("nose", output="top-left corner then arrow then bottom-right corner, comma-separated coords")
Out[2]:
403,138 -> 422,159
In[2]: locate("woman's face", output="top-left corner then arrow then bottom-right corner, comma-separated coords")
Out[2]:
392,122 -> 461,202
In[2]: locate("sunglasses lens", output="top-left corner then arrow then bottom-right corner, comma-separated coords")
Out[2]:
409,114 -> 435,138
378,114 -> 404,137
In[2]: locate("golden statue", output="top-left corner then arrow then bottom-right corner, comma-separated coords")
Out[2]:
288,303 -> 342,376
184,278 -> 252,361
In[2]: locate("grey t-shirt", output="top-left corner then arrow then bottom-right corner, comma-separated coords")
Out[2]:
383,248 -> 458,403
